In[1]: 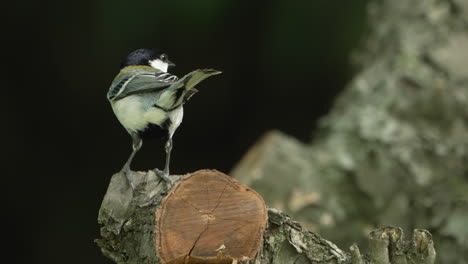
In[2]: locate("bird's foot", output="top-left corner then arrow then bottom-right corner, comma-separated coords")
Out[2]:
122,166 -> 136,189
153,168 -> 173,188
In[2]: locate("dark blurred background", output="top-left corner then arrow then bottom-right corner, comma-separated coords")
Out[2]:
5,0 -> 368,263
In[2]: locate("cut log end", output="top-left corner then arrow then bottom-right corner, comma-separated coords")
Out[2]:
155,169 -> 268,264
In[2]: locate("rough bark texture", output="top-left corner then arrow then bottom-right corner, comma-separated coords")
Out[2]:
96,170 -> 436,264
96,0 -> 467,262
231,0 -> 468,263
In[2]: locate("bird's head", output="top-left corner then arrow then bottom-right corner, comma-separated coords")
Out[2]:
120,48 -> 176,72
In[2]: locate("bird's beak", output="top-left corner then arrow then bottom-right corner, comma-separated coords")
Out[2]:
168,60 -> 176,67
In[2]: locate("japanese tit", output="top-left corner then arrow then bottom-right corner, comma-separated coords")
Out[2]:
107,48 -> 221,188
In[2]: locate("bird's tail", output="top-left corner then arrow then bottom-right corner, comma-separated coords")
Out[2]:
159,69 -> 221,109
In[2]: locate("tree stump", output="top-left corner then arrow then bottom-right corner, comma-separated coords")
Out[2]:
96,169 -> 269,264
155,170 -> 267,263
97,169 -> 436,263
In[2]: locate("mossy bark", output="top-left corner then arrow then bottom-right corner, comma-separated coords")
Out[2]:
96,170 -> 435,264
96,0 -> 468,262
231,0 -> 468,263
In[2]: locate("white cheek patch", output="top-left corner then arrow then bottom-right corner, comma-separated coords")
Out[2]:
149,59 -> 169,72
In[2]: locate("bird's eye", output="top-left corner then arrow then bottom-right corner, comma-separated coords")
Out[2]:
160,54 -> 167,61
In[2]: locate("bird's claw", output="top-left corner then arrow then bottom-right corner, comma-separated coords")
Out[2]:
121,167 -> 137,189
153,168 -> 173,188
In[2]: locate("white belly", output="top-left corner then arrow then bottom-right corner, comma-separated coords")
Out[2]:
167,106 -> 184,137
111,95 -> 166,133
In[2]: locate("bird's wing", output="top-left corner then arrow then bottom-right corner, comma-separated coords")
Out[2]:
107,67 -> 179,102
178,69 -> 221,90
154,69 -> 222,110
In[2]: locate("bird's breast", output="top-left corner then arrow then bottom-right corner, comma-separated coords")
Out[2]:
111,95 -> 167,133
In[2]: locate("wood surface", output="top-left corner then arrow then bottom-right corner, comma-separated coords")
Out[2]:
155,170 -> 267,264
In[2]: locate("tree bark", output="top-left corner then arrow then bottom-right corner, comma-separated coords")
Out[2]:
231,0 -> 468,263
96,0 -> 468,262
96,170 -> 435,264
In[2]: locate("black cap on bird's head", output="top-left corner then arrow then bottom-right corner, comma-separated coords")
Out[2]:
120,48 -> 175,71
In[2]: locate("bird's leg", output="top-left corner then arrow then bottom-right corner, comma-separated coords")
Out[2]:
121,134 -> 142,189
163,137 -> 173,177
154,137 -> 172,184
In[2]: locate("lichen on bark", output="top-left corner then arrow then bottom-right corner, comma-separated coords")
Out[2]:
96,170 -> 435,264
232,0 -> 468,263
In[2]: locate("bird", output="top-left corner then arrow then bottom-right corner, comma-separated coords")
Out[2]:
107,48 -> 221,188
